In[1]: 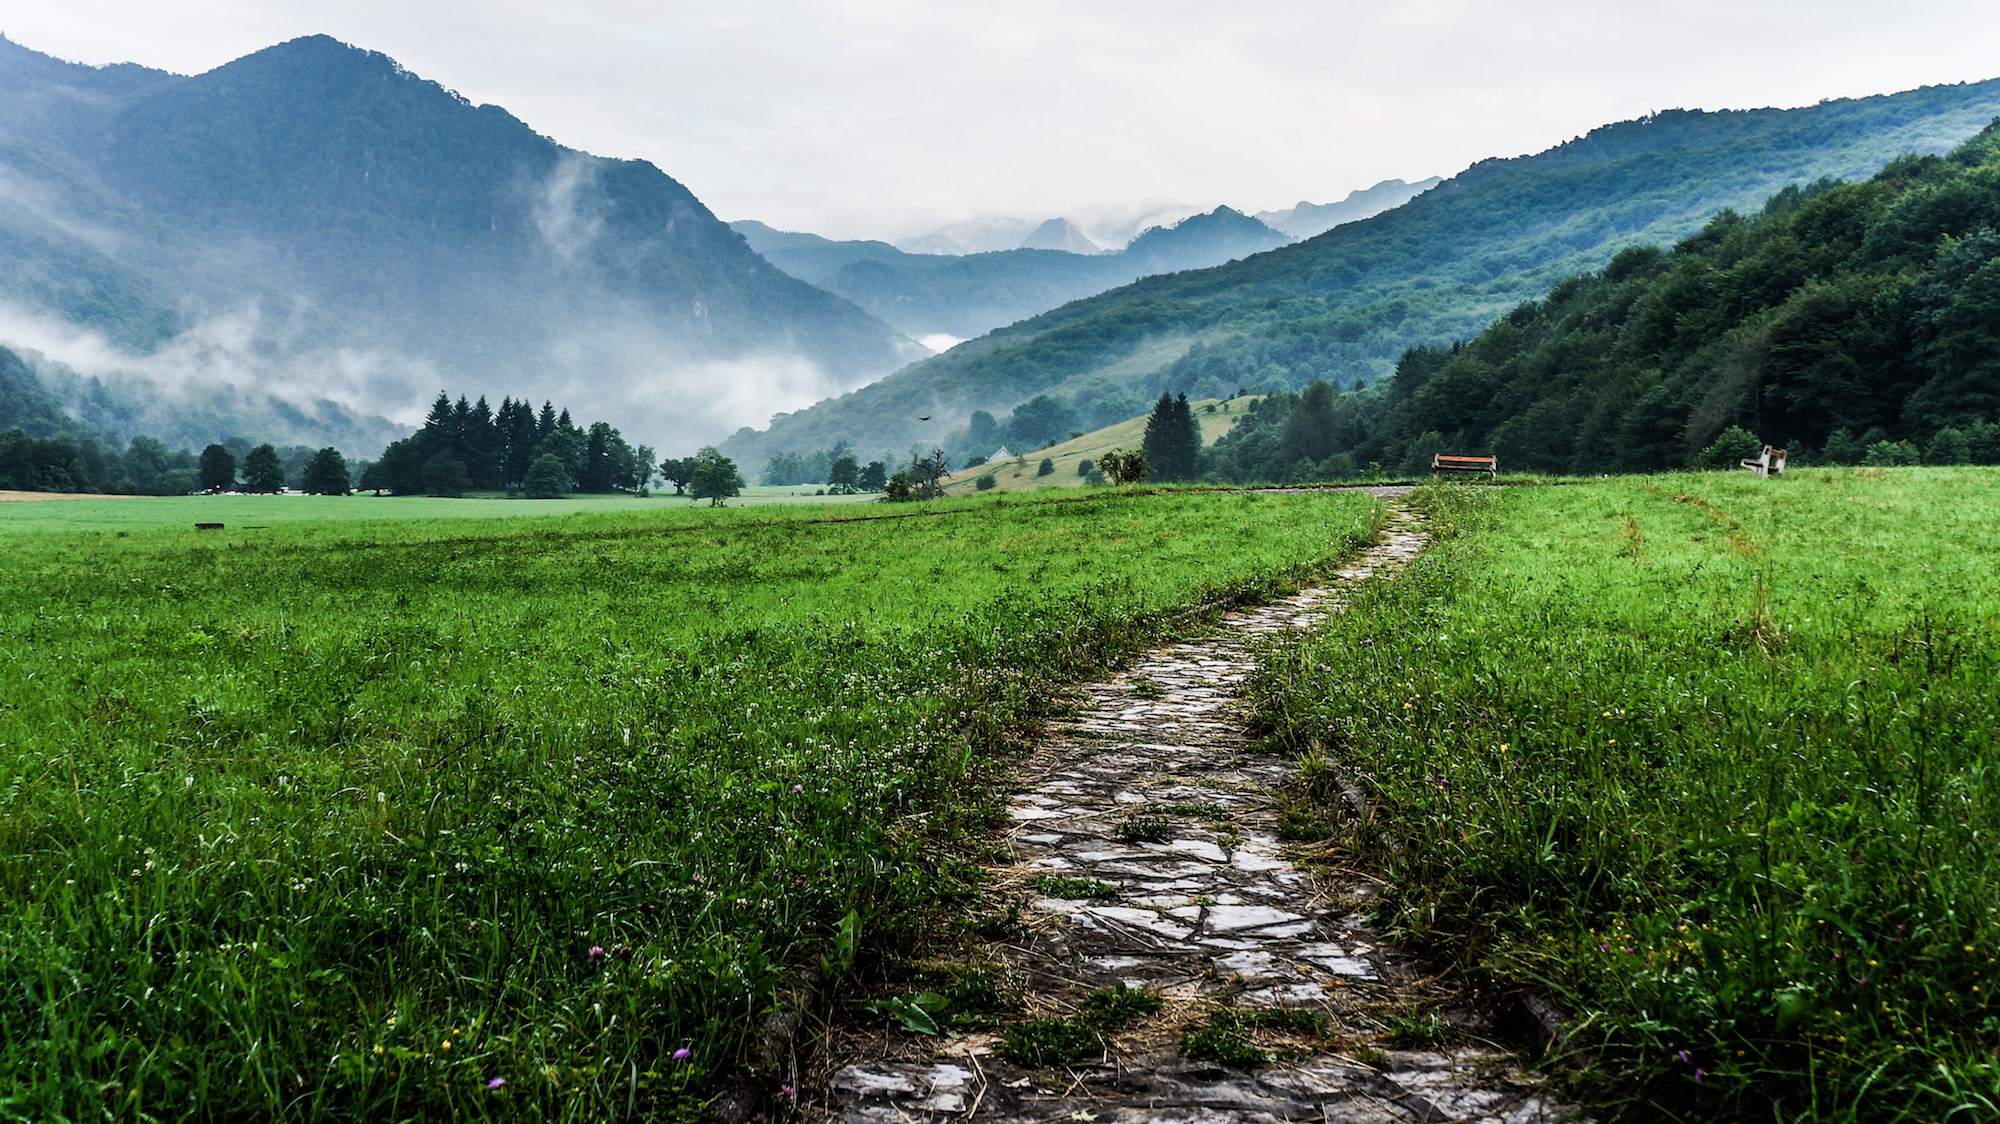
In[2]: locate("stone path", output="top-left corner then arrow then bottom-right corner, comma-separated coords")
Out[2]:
818,496 -> 1571,1123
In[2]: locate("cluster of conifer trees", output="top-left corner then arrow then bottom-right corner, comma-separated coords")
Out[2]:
361,393 -> 654,497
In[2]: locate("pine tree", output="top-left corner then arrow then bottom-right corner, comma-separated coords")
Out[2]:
468,396 -> 500,488
578,422 -> 614,492
1142,392 -> 1203,481
504,399 -> 540,486
1278,381 -> 1340,468
422,392 -> 454,440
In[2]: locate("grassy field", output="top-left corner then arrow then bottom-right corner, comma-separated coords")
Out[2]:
1257,468 -> 2000,1120
0,487 -> 868,534
941,396 -> 1260,495
0,488 -> 1381,1120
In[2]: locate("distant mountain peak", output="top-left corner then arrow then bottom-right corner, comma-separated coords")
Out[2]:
1122,205 -> 1290,261
1019,217 -> 1099,254
1256,177 -> 1441,239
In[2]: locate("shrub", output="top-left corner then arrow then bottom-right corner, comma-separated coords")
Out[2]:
1098,449 -> 1147,485
522,453 -> 568,499
974,475 -> 997,491
1693,425 -> 1763,470
1821,427 -> 1864,466
1863,439 -> 1921,466
1926,426 -> 1972,465
1037,458 -> 1055,477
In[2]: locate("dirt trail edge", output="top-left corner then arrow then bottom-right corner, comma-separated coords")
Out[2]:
816,490 -> 1572,1123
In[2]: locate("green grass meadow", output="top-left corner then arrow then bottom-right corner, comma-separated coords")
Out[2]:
1258,468 -> 2000,1120
0,489 -> 1380,1120
0,487 -> 867,535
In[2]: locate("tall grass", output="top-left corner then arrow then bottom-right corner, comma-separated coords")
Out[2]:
0,490 -> 1381,1120
1257,469 -> 2000,1120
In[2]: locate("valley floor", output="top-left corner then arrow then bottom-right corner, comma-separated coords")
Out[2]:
5,468 -> 1992,1121
0,487 -> 1381,1121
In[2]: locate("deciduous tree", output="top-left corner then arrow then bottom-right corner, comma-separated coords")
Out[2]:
198,444 -> 236,491
242,444 -> 285,492
301,448 -> 351,495
689,447 -> 744,506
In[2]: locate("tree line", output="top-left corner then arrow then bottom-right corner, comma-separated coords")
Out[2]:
758,443 -> 888,492
0,430 -> 358,495
362,394 -> 655,498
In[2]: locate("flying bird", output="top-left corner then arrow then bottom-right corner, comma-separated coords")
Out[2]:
918,415 -> 931,421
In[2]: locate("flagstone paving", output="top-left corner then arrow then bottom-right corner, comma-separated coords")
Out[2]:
818,494 -> 1574,1123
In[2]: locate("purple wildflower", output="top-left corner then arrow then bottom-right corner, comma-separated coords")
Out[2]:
672,1047 -> 693,1062
792,784 -> 804,794
1694,1067 -> 1707,1085
1677,1050 -> 1692,1067
487,1077 -> 506,1090
588,945 -> 606,961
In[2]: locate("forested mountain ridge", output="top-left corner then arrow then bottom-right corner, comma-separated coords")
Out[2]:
1342,119 -> 2000,473
0,34 -> 919,450
725,79 -> 2000,466
733,206 -> 1291,342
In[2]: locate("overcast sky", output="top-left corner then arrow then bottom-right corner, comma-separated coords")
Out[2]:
9,1 -> 2000,240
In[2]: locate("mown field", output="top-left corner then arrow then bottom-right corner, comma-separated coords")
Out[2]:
0,487 -> 868,534
0,489 -> 1381,1120
1258,468 -> 2000,1121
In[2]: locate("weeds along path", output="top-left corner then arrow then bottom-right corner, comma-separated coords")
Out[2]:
816,494 -> 1570,1123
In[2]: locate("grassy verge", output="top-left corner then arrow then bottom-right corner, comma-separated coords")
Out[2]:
0,488 -> 1379,1120
1257,468 -> 2000,1121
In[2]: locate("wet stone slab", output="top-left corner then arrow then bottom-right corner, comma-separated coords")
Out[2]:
821,497 -> 1575,1123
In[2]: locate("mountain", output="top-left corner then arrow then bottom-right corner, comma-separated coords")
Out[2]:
0,34 -> 921,453
893,203 -> 1205,256
1018,218 -> 1100,253
1344,121 -> 2000,473
1121,206 -> 1291,270
894,216 -> 1041,256
1256,177 -> 1442,238
1,344 -> 407,454
734,206 -> 1290,343
723,80 -> 2000,466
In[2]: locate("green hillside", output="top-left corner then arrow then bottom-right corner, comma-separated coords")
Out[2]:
1344,120 -> 2000,472
726,80 -> 2000,466
942,395 -> 1259,494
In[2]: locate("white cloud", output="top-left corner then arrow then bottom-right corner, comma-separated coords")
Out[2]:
531,155 -> 604,261
9,1 -> 1998,240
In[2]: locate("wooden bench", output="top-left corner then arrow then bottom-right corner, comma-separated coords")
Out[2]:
1431,453 -> 1497,479
1739,446 -> 1788,478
